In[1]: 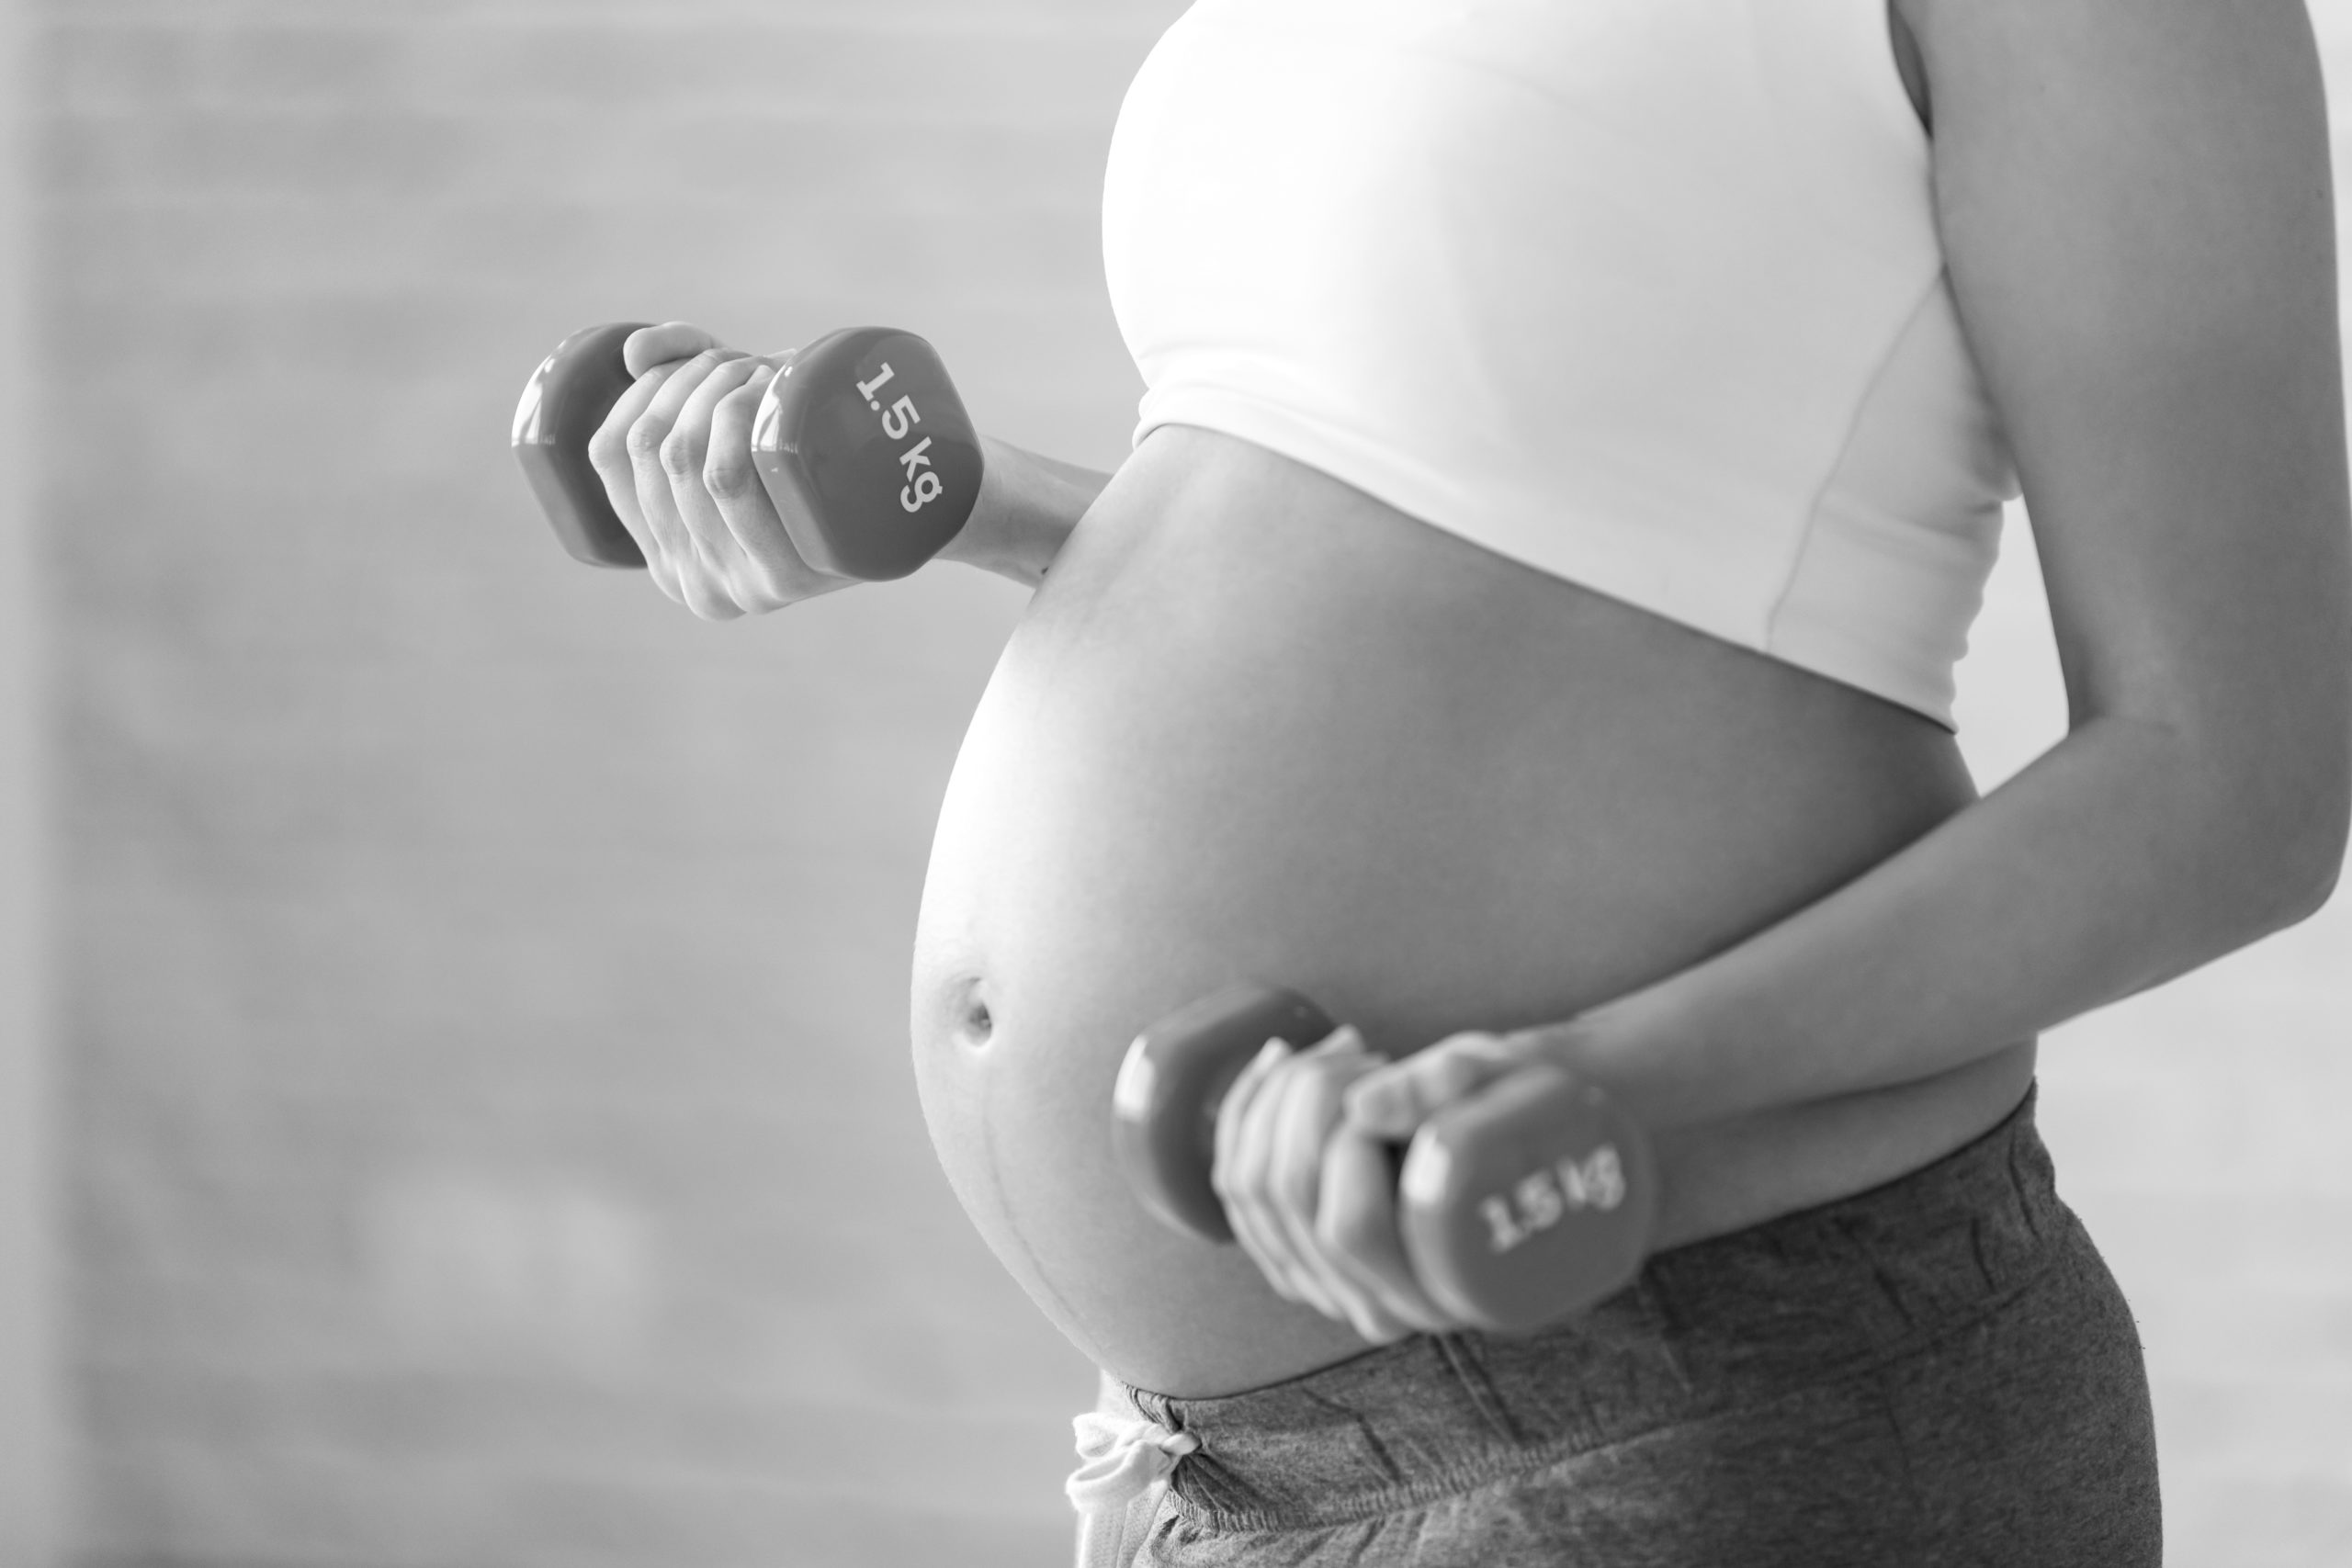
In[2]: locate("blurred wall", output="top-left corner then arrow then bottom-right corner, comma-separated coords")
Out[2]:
5,0 -> 63,1558
36,1 -> 1181,1562
17,2 -> 2352,1567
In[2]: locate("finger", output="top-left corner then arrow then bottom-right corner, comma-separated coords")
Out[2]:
1318,1129 -> 1457,1336
586,360 -> 688,601
1285,1032 -> 1423,1341
707,363 -> 842,609
660,354 -> 764,599
1223,1026 -> 1374,1317
1343,1032 -> 1530,1141
1266,1042 -> 1412,1337
623,321 -> 730,378
1211,1037 -> 1288,1214
625,354 -> 721,586
1212,1039 -> 1311,1306
1250,1053 -> 1351,1316
629,350 -> 749,618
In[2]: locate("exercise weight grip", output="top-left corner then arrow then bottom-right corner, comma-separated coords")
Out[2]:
1113,982 -> 1659,1335
511,321 -> 984,581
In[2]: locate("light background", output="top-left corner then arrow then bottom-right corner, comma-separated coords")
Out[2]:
0,1 -> 2346,1564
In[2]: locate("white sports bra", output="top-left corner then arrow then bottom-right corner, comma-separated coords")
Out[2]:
1102,0 -> 2020,727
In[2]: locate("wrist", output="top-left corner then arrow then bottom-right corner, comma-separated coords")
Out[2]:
1517,987 -> 1718,1134
934,435 -> 1021,577
936,435 -> 1098,587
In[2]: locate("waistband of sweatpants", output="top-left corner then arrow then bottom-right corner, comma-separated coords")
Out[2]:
1110,1081 -> 2074,1529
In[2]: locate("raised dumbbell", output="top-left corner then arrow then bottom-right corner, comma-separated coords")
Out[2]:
1111,982 -> 1658,1335
511,321 -> 985,581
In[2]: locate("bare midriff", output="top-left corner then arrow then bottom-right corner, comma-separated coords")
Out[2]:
910,427 -> 2037,1398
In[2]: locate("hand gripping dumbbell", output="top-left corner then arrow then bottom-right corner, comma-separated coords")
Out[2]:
1111,983 -> 1658,1335
511,321 -> 985,581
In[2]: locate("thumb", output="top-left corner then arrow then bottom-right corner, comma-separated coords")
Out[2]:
624,321 -> 731,378
1341,1032 -> 1529,1141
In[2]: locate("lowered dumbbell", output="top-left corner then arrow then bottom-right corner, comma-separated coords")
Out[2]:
1111,983 -> 1658,1335
511,321 -> 985,581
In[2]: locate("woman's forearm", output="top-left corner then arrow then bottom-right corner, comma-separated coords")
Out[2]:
935,435 -> 1113,589
1540,709 -> 2348,1134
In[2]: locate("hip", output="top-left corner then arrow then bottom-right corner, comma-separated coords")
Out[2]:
1105,1084 -> 2161,1566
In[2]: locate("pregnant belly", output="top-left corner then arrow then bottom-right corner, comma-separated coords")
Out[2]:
910,427 -> 2035,1397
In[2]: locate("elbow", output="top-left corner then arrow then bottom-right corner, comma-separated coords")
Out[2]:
2264,826 -> 2346,932
2278,778 -> 2348,925
2123,700 -> 2351,938
2234,728 -> 2349,931
2285,700 -> 2351,920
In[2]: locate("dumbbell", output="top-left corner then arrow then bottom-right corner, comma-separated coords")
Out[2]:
511,321 -> 985,581
1111,983 -> 1658,1335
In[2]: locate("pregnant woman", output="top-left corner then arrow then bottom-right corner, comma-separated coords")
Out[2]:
588,0 -> 2349,1562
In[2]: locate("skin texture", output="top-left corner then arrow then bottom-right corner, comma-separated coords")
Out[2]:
585,321 -> 1101,609
910,431 -> 2035,1388
1296,0 -> 2352,1337
602,0 -> 2349,1387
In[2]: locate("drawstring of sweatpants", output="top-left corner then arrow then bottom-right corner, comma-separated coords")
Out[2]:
1068,1407 -> 1200,1567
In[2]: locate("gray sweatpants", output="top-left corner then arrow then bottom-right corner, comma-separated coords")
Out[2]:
1100,1084 -> 2160,1566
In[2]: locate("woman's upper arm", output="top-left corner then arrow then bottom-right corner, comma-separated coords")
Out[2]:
1909,0 -> 2350,836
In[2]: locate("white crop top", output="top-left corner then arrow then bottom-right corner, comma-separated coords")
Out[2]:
1102,0 -> 2020,727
